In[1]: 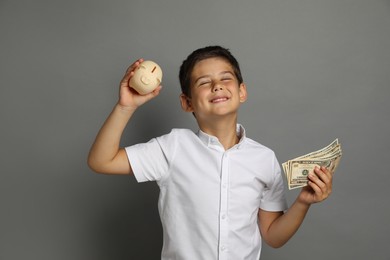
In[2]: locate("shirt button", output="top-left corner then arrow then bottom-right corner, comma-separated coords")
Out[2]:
221,214 -> 226,220
221,246 -> 226,251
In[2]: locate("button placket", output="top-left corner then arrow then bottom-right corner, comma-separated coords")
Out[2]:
218,152 -> 229,259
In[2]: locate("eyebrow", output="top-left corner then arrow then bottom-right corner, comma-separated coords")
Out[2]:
194,71 -> 235,85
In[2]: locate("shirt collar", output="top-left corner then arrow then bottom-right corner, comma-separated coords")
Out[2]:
197,124 -> 246,150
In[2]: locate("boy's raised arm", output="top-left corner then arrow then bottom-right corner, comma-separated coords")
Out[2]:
87,59 -> 162,175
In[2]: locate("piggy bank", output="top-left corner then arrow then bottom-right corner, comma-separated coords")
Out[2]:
129,60 -> 163,95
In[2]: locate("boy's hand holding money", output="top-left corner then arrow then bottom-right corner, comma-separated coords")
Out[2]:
297,166 -> 333,205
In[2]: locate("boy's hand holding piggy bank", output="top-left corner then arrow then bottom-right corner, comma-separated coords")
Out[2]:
129,60 -> 163,95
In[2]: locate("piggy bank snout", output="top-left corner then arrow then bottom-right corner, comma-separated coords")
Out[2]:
141,76 -> 151,85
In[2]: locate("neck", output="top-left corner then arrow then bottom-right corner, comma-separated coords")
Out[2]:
198,117 -> 239,150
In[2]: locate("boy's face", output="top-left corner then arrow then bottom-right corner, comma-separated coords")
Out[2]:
180,57 -> 247,121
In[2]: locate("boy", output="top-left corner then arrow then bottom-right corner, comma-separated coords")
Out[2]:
88,46 -> 333,259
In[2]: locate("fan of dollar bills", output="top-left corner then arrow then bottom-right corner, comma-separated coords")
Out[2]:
282,139 -> 342,190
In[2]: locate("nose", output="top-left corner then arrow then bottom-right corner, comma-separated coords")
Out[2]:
212,84 -> 223,92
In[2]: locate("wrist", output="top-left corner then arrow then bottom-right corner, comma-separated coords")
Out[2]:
294,197 -> 312,211
113,103 -> 137,122
115,103 -> 137,113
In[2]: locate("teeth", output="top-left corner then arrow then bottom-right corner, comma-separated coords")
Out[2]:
211,97 -> 228,103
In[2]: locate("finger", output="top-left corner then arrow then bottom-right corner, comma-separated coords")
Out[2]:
306,179 -> 323,196
144,85 -> 163,99
310,167 -> 333,196
320,166 -> 332,178
153,85 -> 163,93
319,167 -> 333,193
126,58 -> 144,73
121,58 -> 144,85
308,170 -> 328,192
308,176 -> 331,202
314,166 -> 331,185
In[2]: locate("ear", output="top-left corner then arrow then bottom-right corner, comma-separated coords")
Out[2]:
239,83 -> 248,103
180,94 -> 194,112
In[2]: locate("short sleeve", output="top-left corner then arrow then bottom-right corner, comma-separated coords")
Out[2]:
125,131 -> 177,183
259,155 -> 288,212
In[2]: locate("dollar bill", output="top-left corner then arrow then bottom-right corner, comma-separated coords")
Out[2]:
283,139 -> 342,190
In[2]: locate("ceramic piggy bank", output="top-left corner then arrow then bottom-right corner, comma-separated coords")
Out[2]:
129,60 -> 163,95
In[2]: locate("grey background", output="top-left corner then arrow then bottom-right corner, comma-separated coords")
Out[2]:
1,0 -> 389,259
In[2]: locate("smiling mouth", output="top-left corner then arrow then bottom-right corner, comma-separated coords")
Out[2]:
210,97 -> 229,103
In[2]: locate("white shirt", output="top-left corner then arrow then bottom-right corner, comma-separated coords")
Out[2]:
126,125 -> 287,260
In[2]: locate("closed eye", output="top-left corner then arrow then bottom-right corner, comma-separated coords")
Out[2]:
220,71 -> 235,80
198,81 -> 211,86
